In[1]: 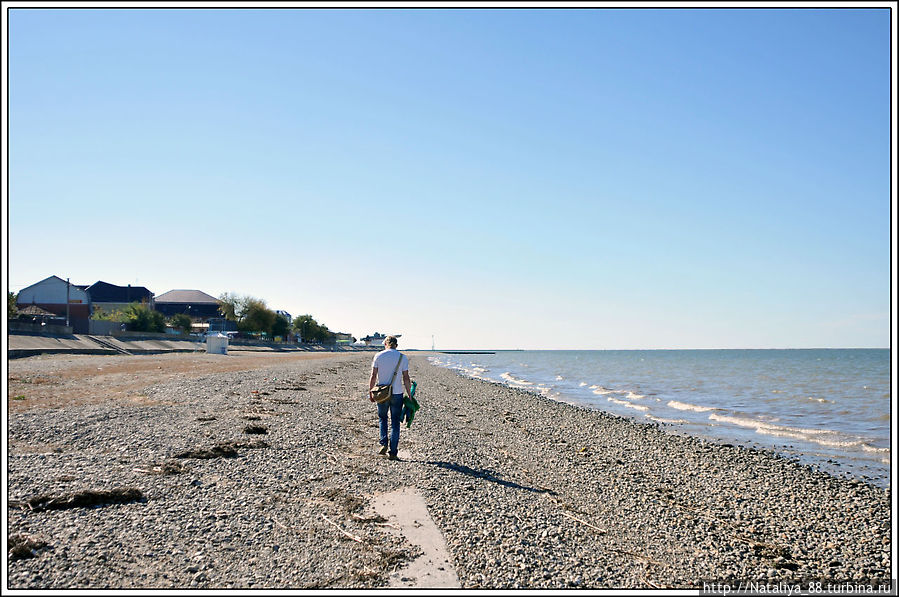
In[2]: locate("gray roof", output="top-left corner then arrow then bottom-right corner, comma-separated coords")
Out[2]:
154,289 -> 219,304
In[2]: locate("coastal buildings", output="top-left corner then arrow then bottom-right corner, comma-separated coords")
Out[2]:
13,275 -> 357,342
153,289 -> 221,319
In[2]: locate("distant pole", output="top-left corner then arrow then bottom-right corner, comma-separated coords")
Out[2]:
432,335 -> 435,351
65,278 -> 70,328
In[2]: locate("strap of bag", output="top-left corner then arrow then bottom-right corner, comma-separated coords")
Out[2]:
387,351 -> 403,390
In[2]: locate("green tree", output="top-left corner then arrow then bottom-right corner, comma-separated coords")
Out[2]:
217,292 -> 242,321
8,291 -> 18,319
219,292 -> 286,336
239,298 -> 276,335
170,313 -> 193,334
92,305 -> 127,321
124,303 -> 165,333
292,314 -> 314,341
271,314 -> 290,340
292,314 -> 333,343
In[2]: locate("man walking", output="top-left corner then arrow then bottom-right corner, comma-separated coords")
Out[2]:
369,335 -> 411,460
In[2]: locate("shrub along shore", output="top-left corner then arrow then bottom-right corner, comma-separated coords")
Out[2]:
6,352 -> 891,589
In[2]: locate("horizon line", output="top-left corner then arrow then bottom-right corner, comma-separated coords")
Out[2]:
406,346 -> 891,351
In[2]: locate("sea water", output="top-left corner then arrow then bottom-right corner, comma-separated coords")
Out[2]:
428,349 -> 892,488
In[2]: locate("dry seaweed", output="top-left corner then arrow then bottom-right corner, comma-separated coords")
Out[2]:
341,495 -> 366,513
174,443 -> 238,459
174,440 -> 270,459
244,425 -> 268,435
8,534 -> 49,560
16,487 -> 145,512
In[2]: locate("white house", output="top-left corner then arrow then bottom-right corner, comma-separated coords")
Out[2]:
16,275 -> 91,332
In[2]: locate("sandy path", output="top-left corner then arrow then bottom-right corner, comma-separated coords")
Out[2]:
371,486 -> 461,588
7,352 -> 352,412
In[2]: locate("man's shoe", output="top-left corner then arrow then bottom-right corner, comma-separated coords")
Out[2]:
378,445 -> 388,455
388,453 -> 399,461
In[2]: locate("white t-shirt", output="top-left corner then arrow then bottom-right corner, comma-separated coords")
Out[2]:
372,349 -> 409,394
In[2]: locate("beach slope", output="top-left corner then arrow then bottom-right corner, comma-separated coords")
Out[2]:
6,352 -> 891,589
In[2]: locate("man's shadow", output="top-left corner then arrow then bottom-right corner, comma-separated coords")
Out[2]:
426,461 -> 556,495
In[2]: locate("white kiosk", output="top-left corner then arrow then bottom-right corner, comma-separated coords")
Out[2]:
206,332 -> 229,355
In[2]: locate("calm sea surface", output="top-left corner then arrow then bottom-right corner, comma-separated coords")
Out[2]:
428,349 -> 892,487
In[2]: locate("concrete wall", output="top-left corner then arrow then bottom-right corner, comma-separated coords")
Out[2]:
112,330 -> 189,340
89,320 -> 124,335
8,321 -> 74,335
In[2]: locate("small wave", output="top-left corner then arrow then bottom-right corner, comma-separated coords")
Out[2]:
607,397 -> 648,412
804,396 -> 835,404
555,375 -> 564,381
579,382 -> 587,387
710,413 -> 883,452
645,414 -> 689,425
861,444 -> 891,454
667,400 -> 718,413
709,414 -> 830,436
755,427 -> 863,448
500,372 -> 533,387
465,370 -> 492,382
624,391 -> 646,400
590,386 -> 614,396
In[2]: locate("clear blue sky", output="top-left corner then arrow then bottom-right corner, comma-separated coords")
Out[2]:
5,6 -> 893,349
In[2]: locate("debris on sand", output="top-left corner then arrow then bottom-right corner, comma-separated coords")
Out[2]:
341,495 -> 366,513
174,440 -> 269,459
134,461 -> 188,475
244,425 -> 268,435
8,534 -> 49,560
351,512 -> 387,524
174,443 -> 238,459
15,488 -> 145,512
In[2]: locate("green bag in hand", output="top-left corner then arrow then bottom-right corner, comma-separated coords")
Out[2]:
402,381 -> 420,427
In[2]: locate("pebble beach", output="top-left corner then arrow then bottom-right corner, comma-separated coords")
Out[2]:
6,351 -> 893,589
